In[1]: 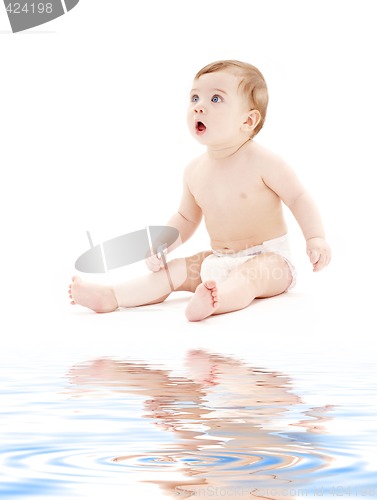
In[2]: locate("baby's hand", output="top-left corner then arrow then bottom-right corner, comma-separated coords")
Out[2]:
145,246 -> 167,272
306,237 -> 331,272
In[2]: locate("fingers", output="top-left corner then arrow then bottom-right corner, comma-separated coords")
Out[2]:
317,255 -> 331,271
151,262 -> 164,272
310,249 -> 331,272
145,246 -> 169,272
309,249 -> 320,266
145,254 -> 165,272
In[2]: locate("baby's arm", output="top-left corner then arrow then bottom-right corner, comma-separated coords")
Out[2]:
147,163 -> 202,271
167,168 -> 203,247
288,192 -> 331,272
262,158 -> 331,272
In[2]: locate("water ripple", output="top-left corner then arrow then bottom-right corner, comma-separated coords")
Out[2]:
1,352 -> 376,498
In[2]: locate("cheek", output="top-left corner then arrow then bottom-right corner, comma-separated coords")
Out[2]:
231,113 -> 245,130
218,114 -> 240,132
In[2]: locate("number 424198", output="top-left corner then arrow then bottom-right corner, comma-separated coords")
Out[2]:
6,3 -> 53,14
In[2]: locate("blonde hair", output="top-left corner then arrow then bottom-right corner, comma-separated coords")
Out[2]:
195,60 -> 268,137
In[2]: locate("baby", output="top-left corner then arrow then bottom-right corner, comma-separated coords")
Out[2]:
69,60 -> 331,321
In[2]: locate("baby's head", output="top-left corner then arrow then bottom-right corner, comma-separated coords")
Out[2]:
194,60 -> 268,138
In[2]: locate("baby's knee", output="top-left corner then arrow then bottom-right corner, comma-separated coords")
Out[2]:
248,253 -> 293,297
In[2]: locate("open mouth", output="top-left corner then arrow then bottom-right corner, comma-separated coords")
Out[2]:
196,121 -> 206,133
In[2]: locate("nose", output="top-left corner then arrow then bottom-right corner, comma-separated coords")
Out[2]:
194,102 -> 205,114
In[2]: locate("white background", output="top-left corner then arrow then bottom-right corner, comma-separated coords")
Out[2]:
1,3 -> 377,499
0,0 -> 376,351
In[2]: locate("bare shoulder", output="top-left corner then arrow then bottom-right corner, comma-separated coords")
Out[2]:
183,153 -> 206,182
249,142 -> 304,202
248,141 -> 289,170
248,142 -> 299,188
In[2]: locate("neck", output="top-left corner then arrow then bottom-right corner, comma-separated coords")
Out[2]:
207,137 -> 252,160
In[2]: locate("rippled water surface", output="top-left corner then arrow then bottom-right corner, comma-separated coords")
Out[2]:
1,345 -> 376,500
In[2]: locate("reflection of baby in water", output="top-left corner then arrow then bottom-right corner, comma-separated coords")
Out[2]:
67,351 -> 332,499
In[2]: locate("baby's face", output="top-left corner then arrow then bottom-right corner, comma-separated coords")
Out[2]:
187,71 -> 251,148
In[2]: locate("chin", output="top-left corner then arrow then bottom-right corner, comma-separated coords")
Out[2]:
191,133 -> 209,145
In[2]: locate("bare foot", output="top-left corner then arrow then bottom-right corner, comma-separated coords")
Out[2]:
68,276 -> 119,313
185,280 -> 219,322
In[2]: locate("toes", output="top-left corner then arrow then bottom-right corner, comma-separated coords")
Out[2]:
201,281 -> 219,306
72,276 -> 81,283
204,281 -> 218,303
204,280 -> 217,291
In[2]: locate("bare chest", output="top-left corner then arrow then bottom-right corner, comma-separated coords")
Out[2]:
191,164 -> 267,215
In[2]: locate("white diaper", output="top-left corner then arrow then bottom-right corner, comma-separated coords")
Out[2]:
200,234 -> 296,290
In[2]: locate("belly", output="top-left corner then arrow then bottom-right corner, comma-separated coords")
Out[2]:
197,183 -> 287,252
207,214 -> 288,253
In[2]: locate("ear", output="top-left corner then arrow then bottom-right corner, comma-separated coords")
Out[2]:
241,109 -> 261,133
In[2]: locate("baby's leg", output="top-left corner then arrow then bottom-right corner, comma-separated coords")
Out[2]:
69,251 -> 210,313
185,253 -> 292,321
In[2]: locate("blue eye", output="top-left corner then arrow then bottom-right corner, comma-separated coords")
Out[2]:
191,95 -> 199,103
211,95 -> 222,103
